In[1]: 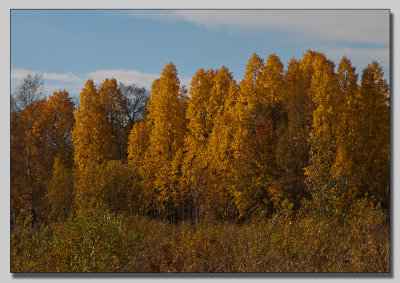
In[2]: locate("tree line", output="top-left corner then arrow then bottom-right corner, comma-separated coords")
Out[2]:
10,50 -> 390,227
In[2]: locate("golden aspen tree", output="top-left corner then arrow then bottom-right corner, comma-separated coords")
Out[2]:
74,159 -> 134,215
11,74 -> 45,227
204,67 -> 236,219
184,69 -> 215,147
232,53 -> 286,217
276,51 -> 327,208
206,79 -> 238,219
234,114 -> 277,217
231,53 -> 265,218
24,98 -> 47,217
98,78 -> 127,160
137,79 -> 159,217
97,78 -> 142,214
232,53 -> 265,157
351,62 -> 390,206
128,119 -> 151,170
11,98 -> 47,227
304,55 -> 340,194
71,79 -> 113,169
257,53 -> 286,205
276,58 -> 309,207
10,110 -> 24,227
36,90 -> 75,167
45,154 -> 74,222
30,90 -> 75,223
71,80 -> 114,211
141,63 -> 187,220
330,57 -> 359,199
181,68 -> 215,221
259,53 -> 285,107
11,82 -> 75,226
207,66 -> 233,128
127,119 -> 152,215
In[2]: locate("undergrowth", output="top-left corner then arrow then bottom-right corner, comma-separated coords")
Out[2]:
11,198 -> 390,273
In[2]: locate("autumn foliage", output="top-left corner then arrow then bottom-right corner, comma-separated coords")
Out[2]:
11,50 -> 390,272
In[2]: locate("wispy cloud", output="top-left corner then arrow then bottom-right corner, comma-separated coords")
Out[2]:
11,67 -> 192,97
11,67 -> 82,83
127,10 -> 389,46
124,10 -> 390,74
87,69 -> 159,89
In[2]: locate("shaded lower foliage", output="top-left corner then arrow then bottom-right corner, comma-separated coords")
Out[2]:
11,198 -> 389,273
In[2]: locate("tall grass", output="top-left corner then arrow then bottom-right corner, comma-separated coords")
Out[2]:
11,198 -> 390,273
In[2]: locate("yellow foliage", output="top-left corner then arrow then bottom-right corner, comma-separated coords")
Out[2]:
71,80 -> 113,169
45,155 -> 74,222
305,54 -> 340,189
350,62 -> 390,204
231,53 -> 286,217
140,63 -> 187,219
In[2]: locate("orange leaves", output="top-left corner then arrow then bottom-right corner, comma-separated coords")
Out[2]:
146,63 -> 186,159
231,53 -> 286,217
351,62 -> 390,204
72,80 -> 113,169
304,54 -> 390,209
11,81 -> 76,226
38,90 -> 75,165
132,63 -> 188,219
11,52 -> 390,225
305,54 -> 340,190
260,53 -> 285,106
45,155 -> 74,222
125,52 -> 389,221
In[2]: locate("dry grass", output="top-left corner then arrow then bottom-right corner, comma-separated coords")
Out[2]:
11,198 -> 390,273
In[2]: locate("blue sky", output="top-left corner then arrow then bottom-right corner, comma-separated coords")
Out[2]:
11,10 -> 390,98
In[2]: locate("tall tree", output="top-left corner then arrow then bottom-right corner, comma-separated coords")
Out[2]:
98,78 -> 127,160
36,90 -> 75,167
71,80 -> 113,169
11,98 -> 47,227
330,57 -> 359,200
304,54 -> 340,195
45,154 -> 74,222
119,83 -> 150,127
259,53 -> 285,107
127,119 -> 152,215
140,63 -> 187,220
11,73 -> 47,228
232,53 -> 265,158
74,159 -> 134,215
204,67 -> 236,219
181,68 -> 215,221
276,51 -> 328,208
351,62 -> 390,206
11,77 -> 76,226
11,73 -> 44,111
232,53 -> 286,217
32,90 -> 76,223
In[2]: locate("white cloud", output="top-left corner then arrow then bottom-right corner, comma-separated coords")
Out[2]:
11,67 -> 87,97
11,67 -> 82,83
11,66 -> 192,97
128,10 -> 389,46
87,69 -> 159,89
